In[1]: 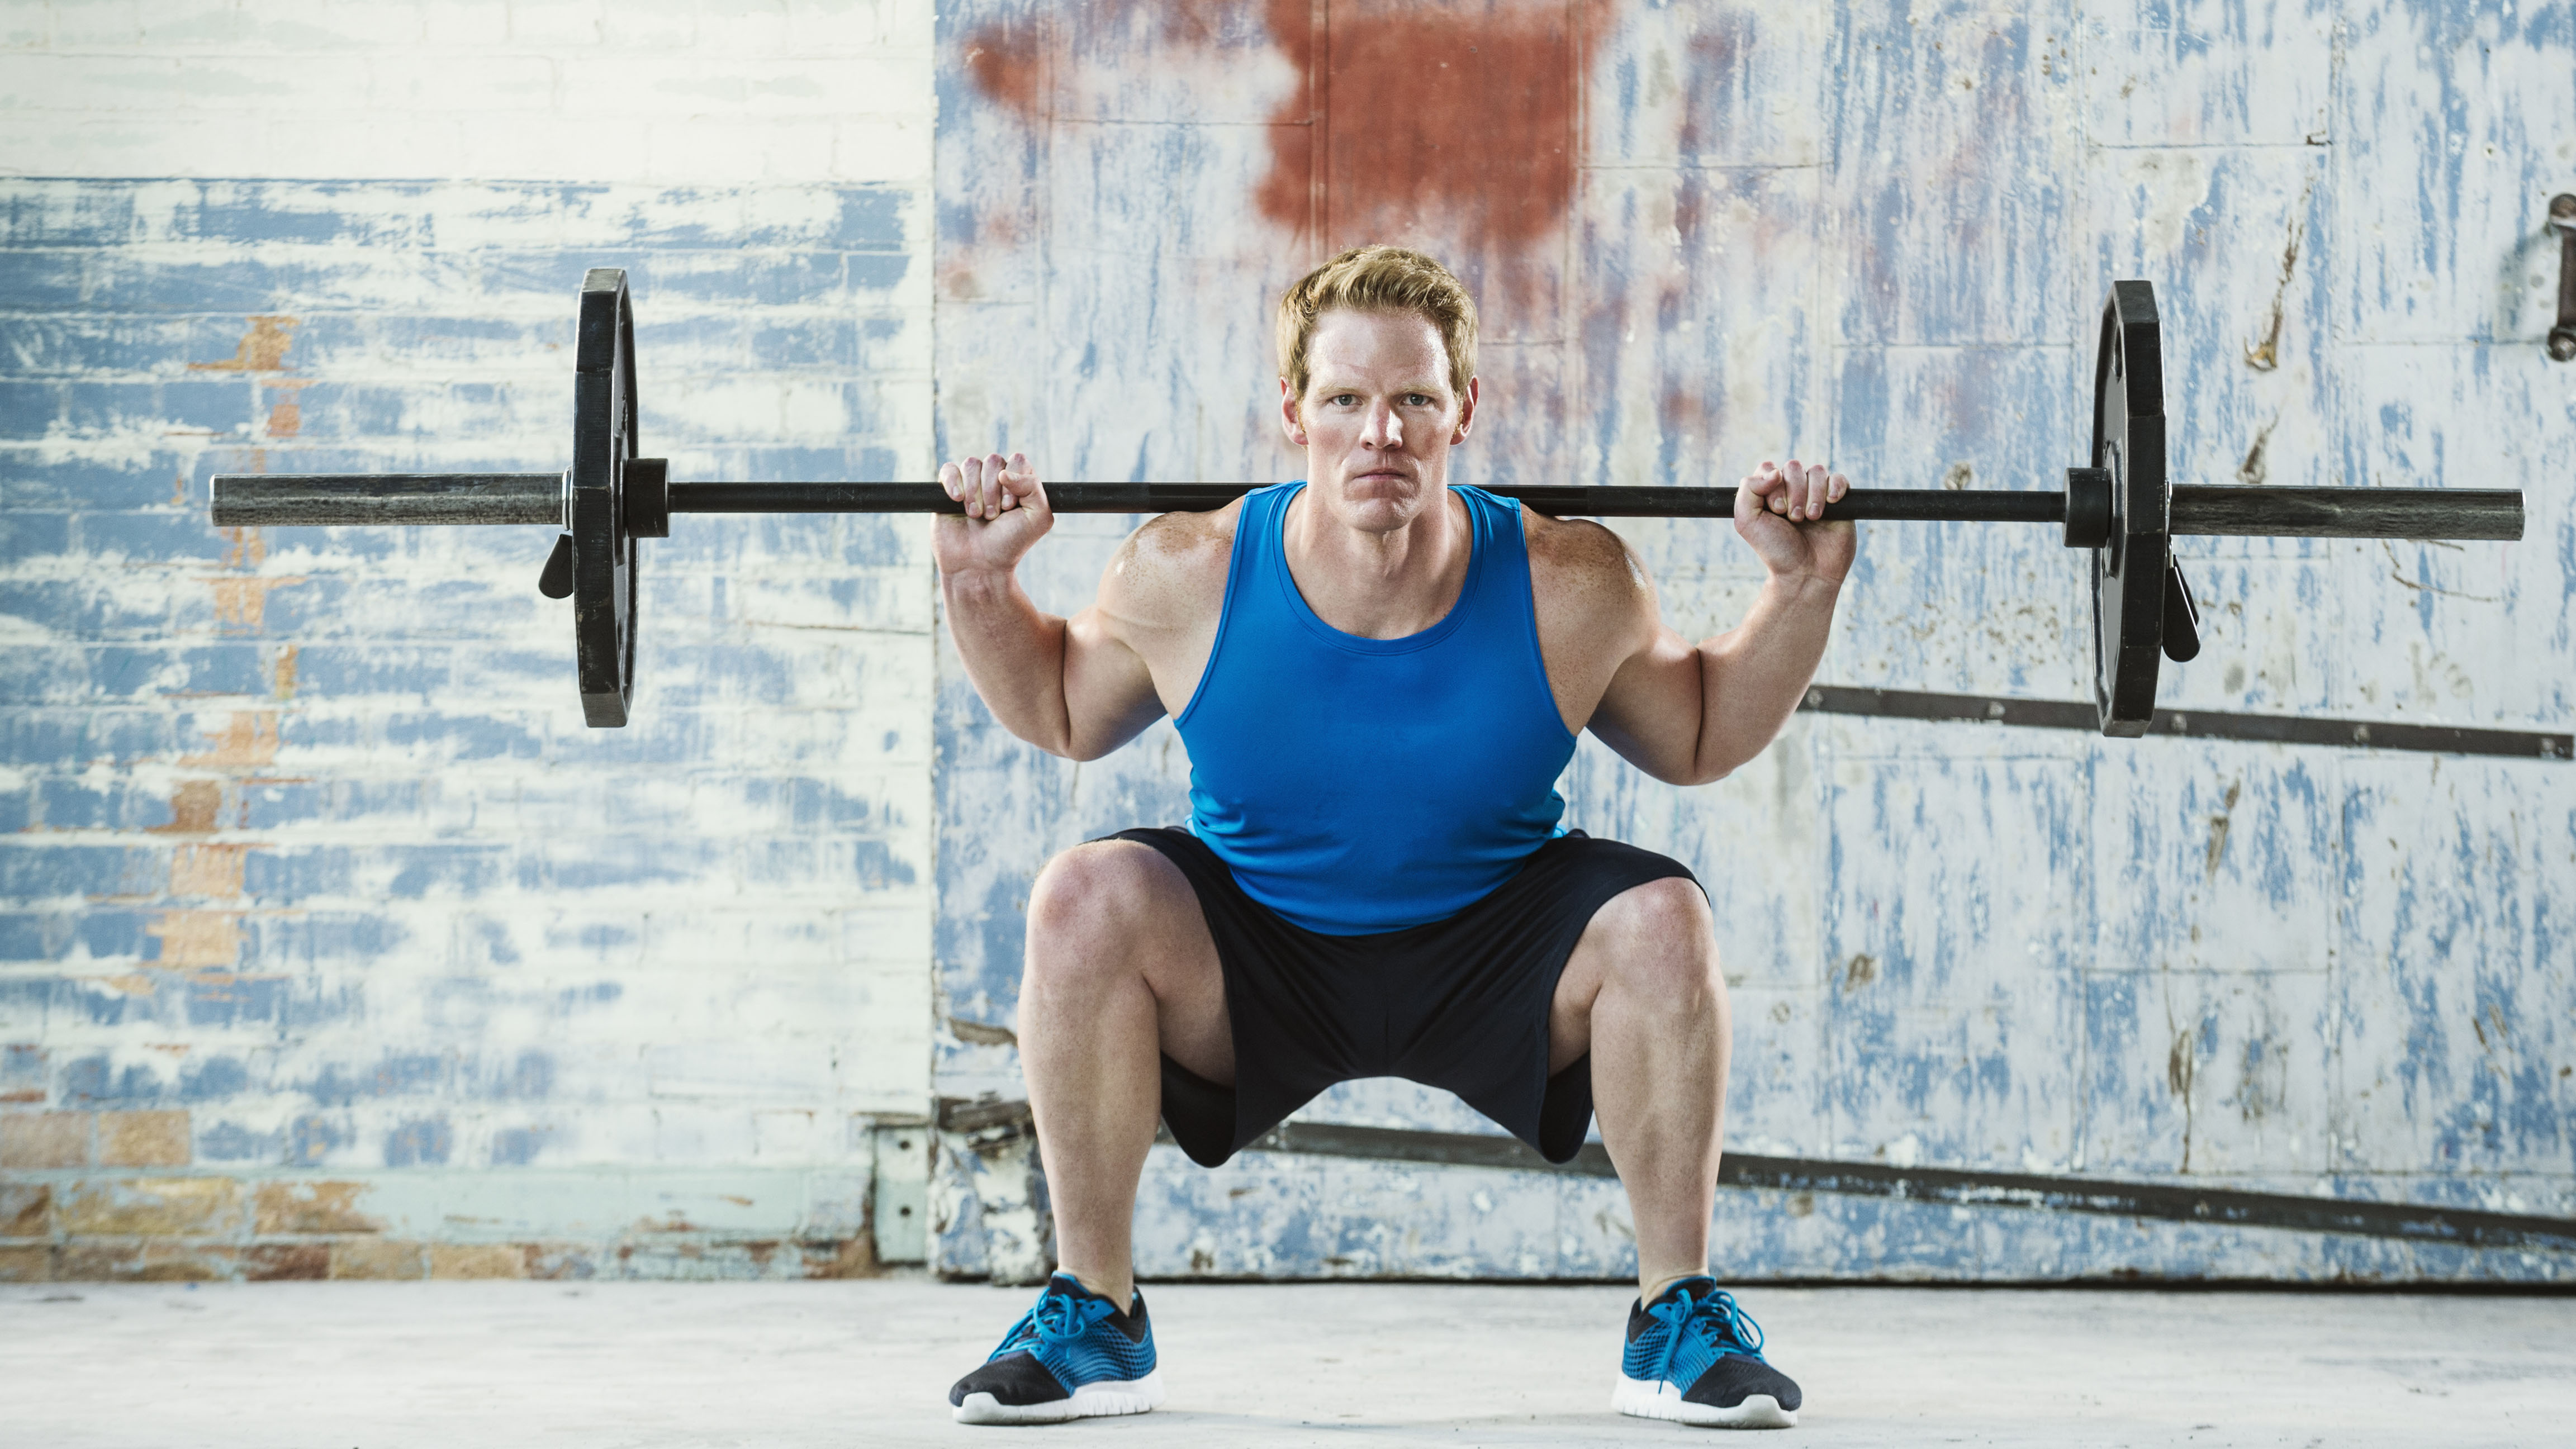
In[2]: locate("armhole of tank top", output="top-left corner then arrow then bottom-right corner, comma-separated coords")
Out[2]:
1505,499 -> 1581,748
1171,489 -> 1268,730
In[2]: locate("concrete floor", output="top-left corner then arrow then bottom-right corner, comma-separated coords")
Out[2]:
3,1279 -> 2570,1448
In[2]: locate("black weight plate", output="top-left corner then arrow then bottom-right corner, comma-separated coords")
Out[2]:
2089,280 -> 2169,736
571,268 -> 639,727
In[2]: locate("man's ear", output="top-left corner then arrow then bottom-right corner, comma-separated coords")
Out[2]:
1452,376 -> 1478,445
1279,377 -> 1308,447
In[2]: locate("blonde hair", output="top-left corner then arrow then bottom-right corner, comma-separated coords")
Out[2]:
1275,245 -> 1478,403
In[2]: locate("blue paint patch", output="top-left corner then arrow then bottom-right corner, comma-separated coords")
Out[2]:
69,510 -> 240,565
286,1113 -> 346,1167
490,1125 -> 554,1166
373,712 -> 546,761
56,1053 -> 164,1105
555,982 -> 623,1014
1,1042 -> 44,1096
0,511 -> 72,563
0,453 -> 186,511
0,844 -> 164,900
185,972 -> 284,1029
383,1116 -> 454,1167
181,1054 -> 254,1101
0,251 -> 88,312
243,911 -> 409,968
500,1049 -> 553,1099
0,973 -> 51,1028
305,1052 -> 447,1106
196,1120 -> 283,1164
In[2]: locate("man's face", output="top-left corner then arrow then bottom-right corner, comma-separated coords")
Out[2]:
1281,308 -> 1477,532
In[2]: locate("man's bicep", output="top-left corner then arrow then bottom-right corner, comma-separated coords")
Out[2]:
1060,604 -> 1168,759
1587,625 -> 1709,783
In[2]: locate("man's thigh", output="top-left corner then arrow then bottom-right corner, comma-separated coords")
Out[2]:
1034,838 -> 1233,1084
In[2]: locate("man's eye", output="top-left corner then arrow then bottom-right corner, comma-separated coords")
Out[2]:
1334,394 -> 1359,406
1406,394 -> 1433,407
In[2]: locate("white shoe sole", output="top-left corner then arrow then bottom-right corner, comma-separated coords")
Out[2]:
1614,1374 -> 1796,1429
953,1370 -> 1166,1426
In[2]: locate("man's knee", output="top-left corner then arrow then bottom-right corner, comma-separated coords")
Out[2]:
1592,877 -> 1721,1004
1026,842 -> 1189,980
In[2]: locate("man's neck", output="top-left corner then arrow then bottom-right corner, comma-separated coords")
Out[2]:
1282,480 -> 1472,640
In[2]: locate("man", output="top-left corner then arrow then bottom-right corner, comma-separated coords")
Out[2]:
934,246 -> 1852,1429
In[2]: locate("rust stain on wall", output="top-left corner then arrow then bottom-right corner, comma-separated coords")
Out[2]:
151,781 -> 225,835
181,712 -> 281,769
206,576 -> 305,633
961,1 -> 1598,330
169,843 -> 252,898
963,20 -> 1045,117
1257,1 -> 1588,255
146,911 -> 244,969
188,316 -> 301,373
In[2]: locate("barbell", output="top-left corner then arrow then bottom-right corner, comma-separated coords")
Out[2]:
210,268 -> 2525,733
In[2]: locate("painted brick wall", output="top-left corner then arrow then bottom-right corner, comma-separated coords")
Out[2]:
0,1 -> 941,1282
931,1 -> 2576,1282
4,0 -> 2572,1290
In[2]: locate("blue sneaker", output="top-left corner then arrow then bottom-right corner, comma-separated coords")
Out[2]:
1614,1277 -> 1801,1428
949,1274 -> 1165,1425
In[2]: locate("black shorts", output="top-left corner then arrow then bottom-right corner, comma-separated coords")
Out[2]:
1110,826 -> 1700,1168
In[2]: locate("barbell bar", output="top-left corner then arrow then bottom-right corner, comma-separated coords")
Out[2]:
210,473 -> 2524,535
209,269 -> 2526,734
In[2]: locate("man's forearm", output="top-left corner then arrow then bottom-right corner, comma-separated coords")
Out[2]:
942,566 -> 1078,756
1693,573 -> 1842,780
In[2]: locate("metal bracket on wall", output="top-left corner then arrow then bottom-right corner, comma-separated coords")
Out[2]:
2551,193 -> 2576,363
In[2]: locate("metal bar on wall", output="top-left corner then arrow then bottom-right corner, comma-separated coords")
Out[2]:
1797,686 -> 2574,761
1225,1121 -> 2576,1256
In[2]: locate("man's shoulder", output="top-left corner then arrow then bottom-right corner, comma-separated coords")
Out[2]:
1100,497 -> 1243,624
1125,497 -> 1241,581
1519,507 -> 1647,602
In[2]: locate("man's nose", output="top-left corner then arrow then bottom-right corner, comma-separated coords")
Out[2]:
1360,401 -> 1403,449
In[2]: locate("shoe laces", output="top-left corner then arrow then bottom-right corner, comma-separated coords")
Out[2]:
1645,1285 -> 1766,1384
994,1286 -> 1117,1358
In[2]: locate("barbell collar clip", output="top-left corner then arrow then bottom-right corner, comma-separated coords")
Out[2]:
2063,467 -> 2113,549
538,533 -> 576,600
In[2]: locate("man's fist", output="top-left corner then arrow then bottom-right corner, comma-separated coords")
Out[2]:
1735,458 -> 1856,586
933,451 -> 1054,577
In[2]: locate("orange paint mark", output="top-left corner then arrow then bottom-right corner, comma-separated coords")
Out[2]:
188,316 -> 301,373
273,644 -> 300,700
169,843 -> 252,899
181,712 -> 280,769
146,911 -> 244,968
152,780 -> 225,835
265,398 -> 301,438
206,575 -> 305,633
221,527 -> 267,569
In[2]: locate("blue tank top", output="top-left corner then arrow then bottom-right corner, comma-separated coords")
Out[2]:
1173,482 -> 1578,935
